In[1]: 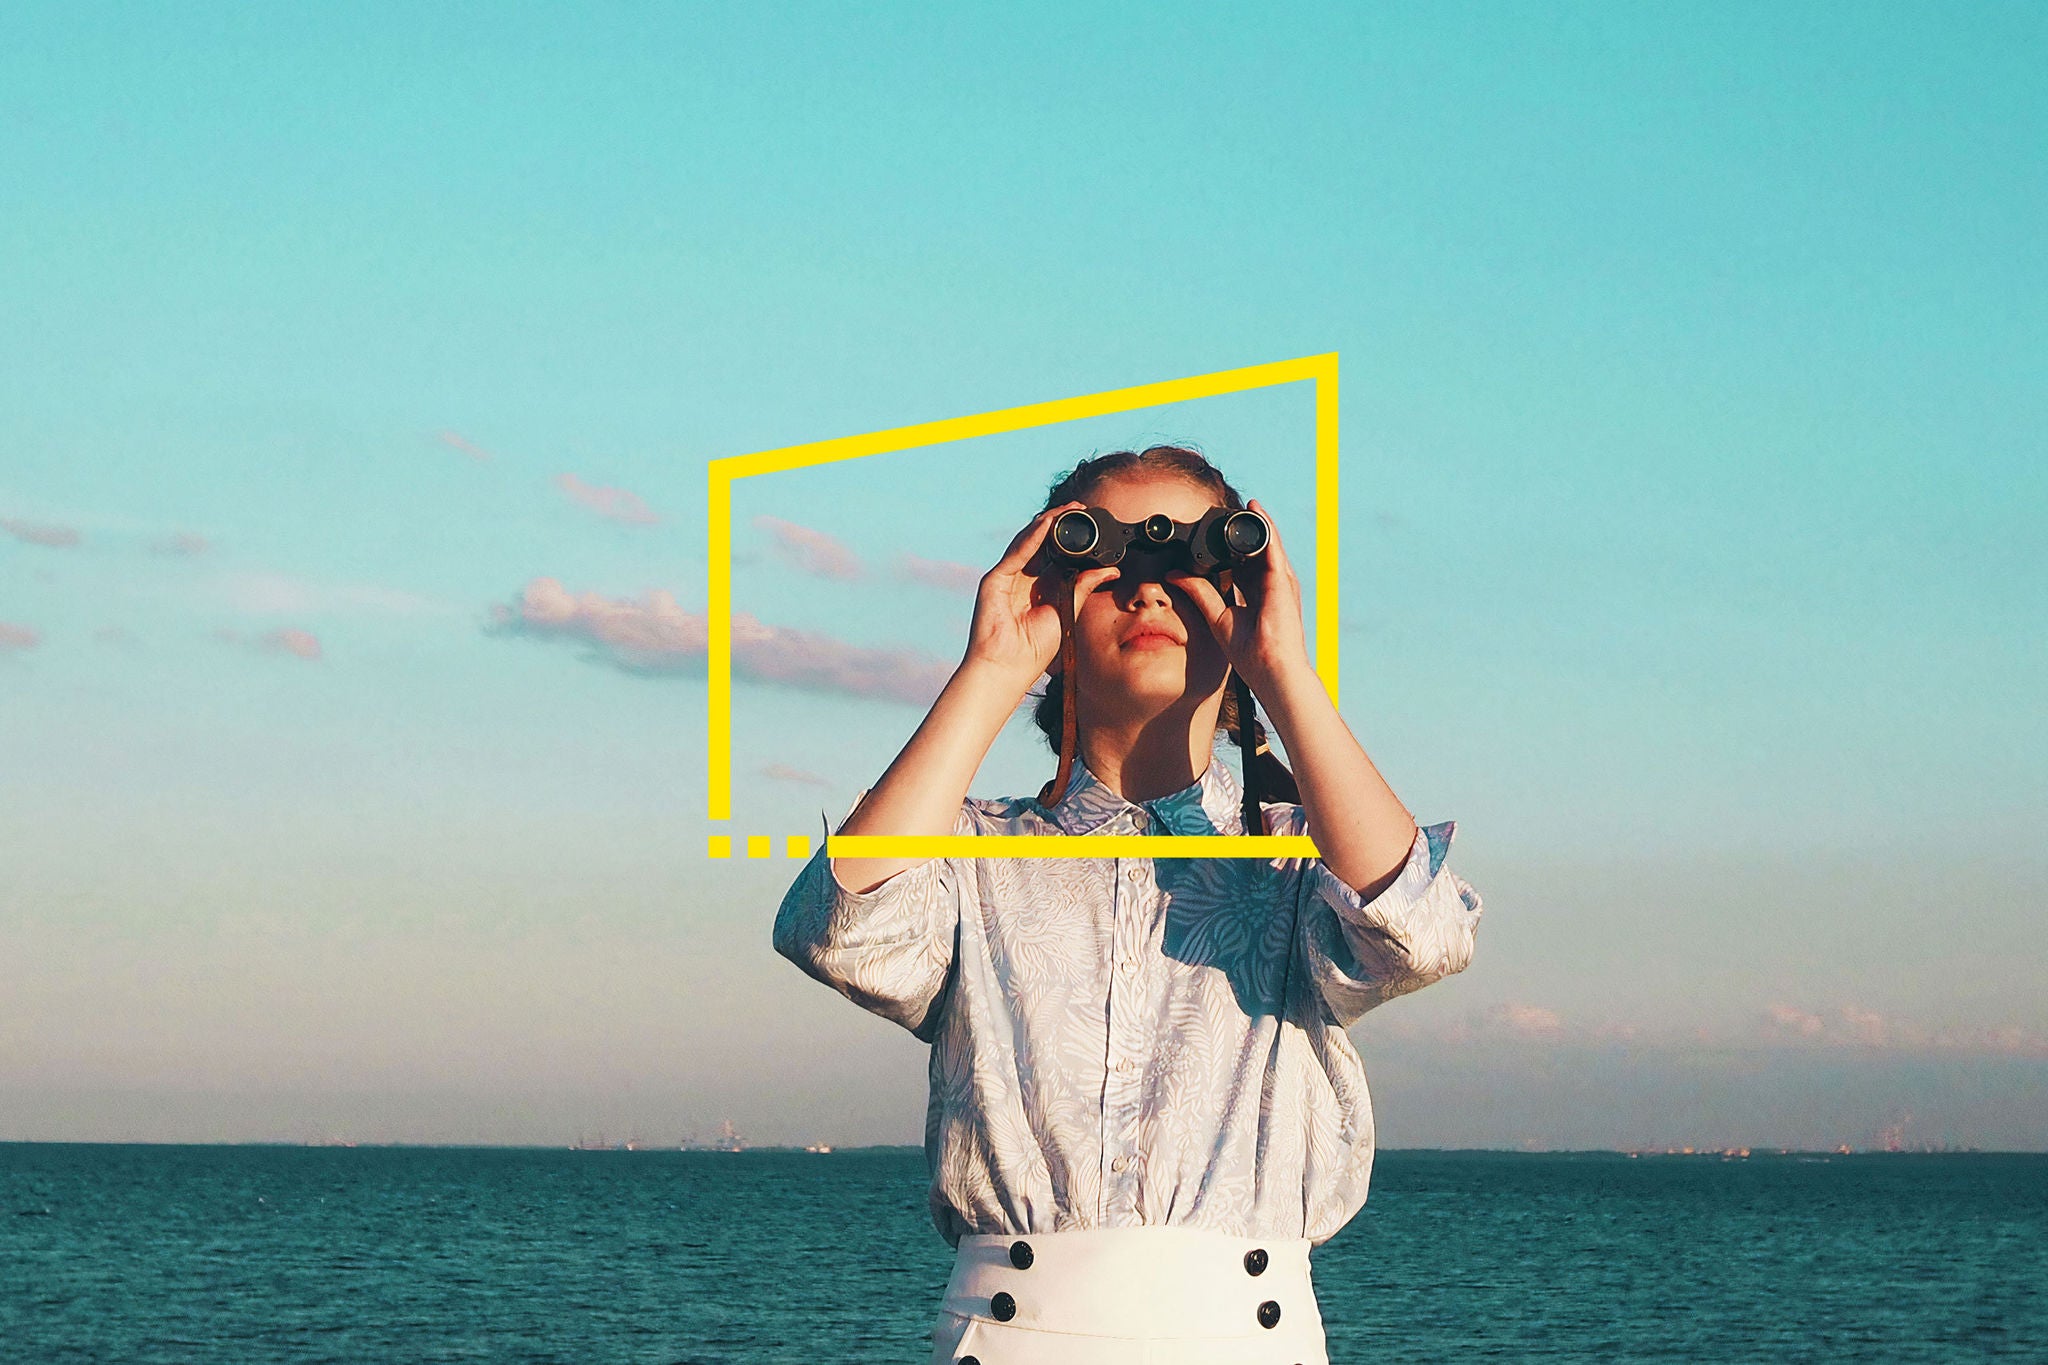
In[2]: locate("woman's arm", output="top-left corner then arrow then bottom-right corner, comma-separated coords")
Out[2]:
1251,657 -> 1417,898
828,658 -> 1031,892
831,502 -> 1118,894
1167,499 -> 1416,894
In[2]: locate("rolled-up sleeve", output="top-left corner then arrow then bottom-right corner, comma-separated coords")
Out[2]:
771,793 -> 972,1040
1276,810 -> 1485,1028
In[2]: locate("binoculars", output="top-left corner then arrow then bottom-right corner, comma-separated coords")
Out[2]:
1046,505 -> 1270,580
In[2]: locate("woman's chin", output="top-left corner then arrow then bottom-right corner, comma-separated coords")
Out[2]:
1090,676 -> 1220,724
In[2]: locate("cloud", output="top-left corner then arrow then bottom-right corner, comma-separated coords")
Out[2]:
432,430 -> 493,462
1837,1005 -> 1889,1048
556,473 -> 659,526
210,571 -> 439,617
494,577 -> 952,705
1390,999 -> 2048,1066
754,516 -> 863,581
1755,1003 -> 2048,1057
1760,1002 -> 1886,1048
260,628 -> 323,661
1410,1002 -> 1574,1048
1483,1002 -> 1566,1038
895,553 -> 981,596
763,762 -> 831,787
1763,1004 -> 1827,1039
734,616 -> 953,705
213,626 -> 323,661
0,621 -> 41,650
151,532 -> 210,557
1976,1026 -> 2048,1058
1,518 -> 80,548
499,578 -> 704,662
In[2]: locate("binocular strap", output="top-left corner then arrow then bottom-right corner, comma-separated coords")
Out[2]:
1039,568 -> 1082,811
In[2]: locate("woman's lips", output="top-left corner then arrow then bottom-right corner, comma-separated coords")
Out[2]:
1122,631 -> 1182,650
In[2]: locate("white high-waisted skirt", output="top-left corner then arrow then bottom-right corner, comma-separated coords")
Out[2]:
928,1225 -> 1329,1365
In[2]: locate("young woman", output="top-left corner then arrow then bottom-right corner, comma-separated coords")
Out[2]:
773,446 -> 1484,1364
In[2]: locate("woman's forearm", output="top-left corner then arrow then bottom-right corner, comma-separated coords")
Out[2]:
830,656 -> 1035,894
1254,659 -> 1418,900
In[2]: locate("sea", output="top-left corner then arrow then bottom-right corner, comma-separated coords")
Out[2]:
2,1144 -> 2041,1363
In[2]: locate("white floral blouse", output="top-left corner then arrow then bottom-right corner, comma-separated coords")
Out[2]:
772,744 -> 1484,1247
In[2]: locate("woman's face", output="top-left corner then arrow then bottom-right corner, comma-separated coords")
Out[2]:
1060,472 -> 1231,729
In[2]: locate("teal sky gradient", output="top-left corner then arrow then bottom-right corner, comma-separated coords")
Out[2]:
3,2 -> 2043,1150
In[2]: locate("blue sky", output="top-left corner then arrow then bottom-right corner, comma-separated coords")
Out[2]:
2,2 -> 2043,1150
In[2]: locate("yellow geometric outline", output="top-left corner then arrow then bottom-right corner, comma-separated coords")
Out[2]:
707,352 -> 1341,859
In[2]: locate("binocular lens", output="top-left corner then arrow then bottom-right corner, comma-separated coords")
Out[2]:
1051,510 -> 1099,556
1142,513 -> 1174,543
1222,510 -> 1269,557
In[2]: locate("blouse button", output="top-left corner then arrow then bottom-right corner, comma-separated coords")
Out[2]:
1009,1240 -> 1034,1269
1111,1155 -> 1129,1172
1126,868 -> 1142,882
1258,1300 -> 1282,1329
991,1291 -> 1018,1322
1244,1247 -> 1269,1276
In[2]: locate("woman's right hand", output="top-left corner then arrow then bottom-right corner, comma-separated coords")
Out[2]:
963,502 -> 1121,686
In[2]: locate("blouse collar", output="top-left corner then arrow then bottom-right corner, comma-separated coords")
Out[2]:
1035,743 -> 1245,837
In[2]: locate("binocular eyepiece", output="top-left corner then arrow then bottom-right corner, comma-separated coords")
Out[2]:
1047,505 -> 1270,577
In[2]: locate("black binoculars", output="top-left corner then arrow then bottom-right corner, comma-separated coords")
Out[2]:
1046,505 -> 1270,579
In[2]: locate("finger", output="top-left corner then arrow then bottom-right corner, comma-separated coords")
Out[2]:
1029,558 -> 1108,610
992,504 -> 1064,575
1225,550 -> 1269,610
1164,570 -> 1230,631
1077,565 -> 1121,596
1246,499 -> 1295,579
994,502 -> 1085,576
1043,564 -> 1114,611
1050,566 -> 1113,620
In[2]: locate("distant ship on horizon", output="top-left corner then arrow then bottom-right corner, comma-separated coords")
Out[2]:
566,1119 -> 778,1152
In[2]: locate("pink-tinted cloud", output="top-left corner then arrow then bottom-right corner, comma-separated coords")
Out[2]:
494,576 -> 951,705
896,552 -> 981,596
731,615 -> 953,705
499,577 -> 705,662
0,621 -> 41,650
212,626 -> 323,661
211,570 -> 437,616
1484,1002 -> 1566,1038
1763,1004 -> 1827,1039
151,532 -> 210,557
1,518 -> 80,548
433,429 -> 494,461
1837,1005 -> 1888,1048
763,762 -> 831,787
1974,1025 -> 2048,1057
260,628 -> 323,661
753,516 -> 863,581
1754,1002 -> 2048,1056
556,473 -> 659,526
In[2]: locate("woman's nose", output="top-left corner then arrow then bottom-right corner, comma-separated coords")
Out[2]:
1119,576 -> 1174,608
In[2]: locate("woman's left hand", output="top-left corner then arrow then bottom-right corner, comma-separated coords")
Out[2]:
1165,498 -> 1313,695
